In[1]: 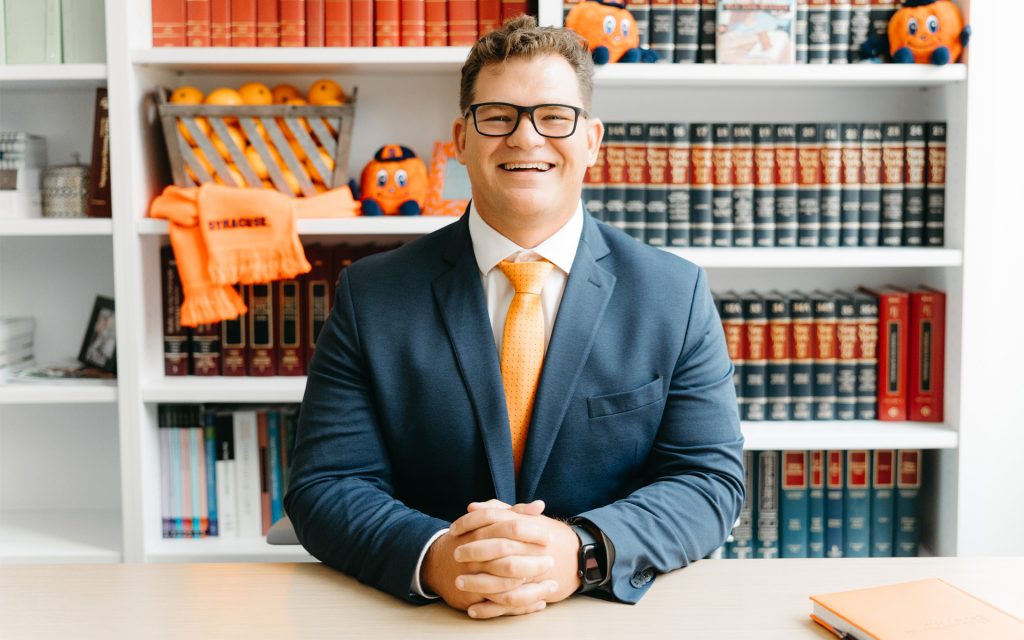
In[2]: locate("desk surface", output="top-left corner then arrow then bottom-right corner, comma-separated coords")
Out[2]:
2,557 -> 1022,639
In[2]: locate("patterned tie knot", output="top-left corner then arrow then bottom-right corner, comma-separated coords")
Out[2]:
498,259 -> 554,295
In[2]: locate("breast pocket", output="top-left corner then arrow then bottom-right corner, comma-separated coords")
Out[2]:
587,376 -> 664,420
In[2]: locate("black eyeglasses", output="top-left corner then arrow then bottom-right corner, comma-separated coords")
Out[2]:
465,102 -> 589,139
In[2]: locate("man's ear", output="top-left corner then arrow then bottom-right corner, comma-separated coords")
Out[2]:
586,117 -> 604,166
452,116 -> 468,164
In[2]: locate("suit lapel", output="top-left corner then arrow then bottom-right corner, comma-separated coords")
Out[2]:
518,214 -> 615,501
432,215 -> 517,503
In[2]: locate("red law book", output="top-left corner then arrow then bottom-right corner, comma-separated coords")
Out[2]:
276,279 -> 305,376
400,0 -> 426,45
325,0 -> 352,45
153,0 -> 187,46
907,287 -> 945,422
375,0 -> 400,45
231,0 -> 258,46
425,0 -> 446,44
161,245 -> 190,376
210,0 -> 231,45
280,0 -> 307,46
478,0 -> 501,36
247,283 -> 277,375
221,286 -> 248,376
307,0 -> 326,45
501,0 -> 528,20
256,0 -> 280,46
448,0 -> 477,45
860,285 -> 909,421
303,245 -> 336,365
351,0 -> 374,45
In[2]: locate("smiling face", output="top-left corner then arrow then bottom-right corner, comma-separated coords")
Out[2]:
453,54 -> 604,247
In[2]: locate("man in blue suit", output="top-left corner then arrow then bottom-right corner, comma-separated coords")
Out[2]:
285,15 -> 744,620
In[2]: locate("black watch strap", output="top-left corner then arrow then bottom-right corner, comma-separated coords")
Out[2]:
570,520 -> 607,593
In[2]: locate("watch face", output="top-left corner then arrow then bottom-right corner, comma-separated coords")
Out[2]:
581,545 -> 603,584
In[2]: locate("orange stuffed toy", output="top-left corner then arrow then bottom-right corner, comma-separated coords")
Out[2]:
565,0 -> 658,64
888,0 -> 969,65
359,145 -> 428,216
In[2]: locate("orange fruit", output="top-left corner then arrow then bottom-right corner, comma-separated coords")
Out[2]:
271,83 -> 303,104
211,125 -> 246,161
170,86 -> 204,104
204,87 -> 244,106
214,164 -> 246,187
280,168 -> 302,195
261,179 -> 275,190
244,146 -> 270,180
238,82 -> 273,105
177,116 -> 211,146
307,79 -> 345,105
313,182 -> 328,194
304,147 -> 335,184
188,147 -> 214,176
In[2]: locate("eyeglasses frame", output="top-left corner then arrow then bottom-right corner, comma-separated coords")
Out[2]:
464,102 -> 590,139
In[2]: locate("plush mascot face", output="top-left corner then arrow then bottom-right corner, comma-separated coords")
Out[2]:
360,145 -> 429,215
888,0 -> 965,64
565,1 -> 639,63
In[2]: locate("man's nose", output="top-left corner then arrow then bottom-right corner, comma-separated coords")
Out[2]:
507,112 -> 545,147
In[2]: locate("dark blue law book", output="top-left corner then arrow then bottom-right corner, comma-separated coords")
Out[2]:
755,450 -> 780,559
629,0 -> 652,47
774,124 -> 798,247
810,290 -> 837,421
902,122 -> 926,246
843,449 -> 871,557
698,0 -> 716,62
819,123 -> 842,247
202,407 -> 219,537
925,122 -> 946,247
894,449 -> 922,556
840,123 -> 862,247
667,122 -> 692,246
753,124 -> 776,247
880,122 -> 905,247
780,450 -> 809,558
603,122 -> 628,233
849,0 -> 871,61
690,123 -> 714,246
789,291 -> 815,421
859,122 -> 883,246
765,291 -> 792,421
797,123 -> 822,247
712,123 -> 734,247
624,122 -> 649,242
673,0 -> 700,62
728,450 -> 756,558
854,291 -> 879,420
731,124 -> 755,247
795,0 -> 808,63
719,291 -> 745,410
807,0 -> 830,64
832,291 -> 858,421
644,123 -> 670,246
829,0 -> 851,63
650,0 -> 675,63
870,1 -> 897,58
808,450 -> 826,557
741,291 -> 767,421
825,449 -> 845,557
870,449 -> 896,557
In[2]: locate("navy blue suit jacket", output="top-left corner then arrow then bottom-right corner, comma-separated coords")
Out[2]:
285,211 -> 744,604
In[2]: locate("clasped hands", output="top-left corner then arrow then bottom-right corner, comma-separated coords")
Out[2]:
421,499 -> 581,619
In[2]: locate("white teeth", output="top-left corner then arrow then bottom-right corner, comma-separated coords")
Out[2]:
502,162 -> 552,171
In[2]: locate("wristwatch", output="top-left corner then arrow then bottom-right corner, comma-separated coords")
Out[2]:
569,519 -> 607,593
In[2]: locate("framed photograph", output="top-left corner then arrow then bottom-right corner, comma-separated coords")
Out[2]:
423,140 -> 471,216
79,295 -> 117,373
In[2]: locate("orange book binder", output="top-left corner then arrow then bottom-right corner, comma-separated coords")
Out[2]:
810,578 -> 1024,639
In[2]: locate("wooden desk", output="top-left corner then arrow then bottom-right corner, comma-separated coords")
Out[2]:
2,557 -> 1022,639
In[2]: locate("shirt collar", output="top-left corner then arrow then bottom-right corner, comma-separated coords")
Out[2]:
468,201 -> 584,276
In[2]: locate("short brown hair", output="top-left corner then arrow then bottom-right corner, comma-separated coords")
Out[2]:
459,15 -> 595,115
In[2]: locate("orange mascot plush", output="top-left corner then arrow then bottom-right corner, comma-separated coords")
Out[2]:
359,145 -> 428,216
888,0 -> 969,65
565,0 -> 658,64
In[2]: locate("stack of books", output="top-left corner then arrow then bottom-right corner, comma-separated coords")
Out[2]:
0,317 -> 35,380
0,133 -> 47,219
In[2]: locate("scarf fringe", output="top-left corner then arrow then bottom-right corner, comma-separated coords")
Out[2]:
181,285 -> 248,328
207,245 -> 312,286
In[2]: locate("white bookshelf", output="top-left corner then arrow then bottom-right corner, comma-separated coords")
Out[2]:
0,219 -> 114,237
0,509 -> 122,564
0,64 -> 107,89
0,382 -> 117,404
140,377 -> 307,404
742,421 -> 958,451
592,63 -> 967,88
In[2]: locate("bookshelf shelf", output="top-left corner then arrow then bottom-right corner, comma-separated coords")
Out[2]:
593,63 -> 967,88
666,247 -> 963,268
0,64 -> 107,89
0,509 -> 121,564
130,47 -> 472,74
742,421 -> 959,451
146,536 -> 314,563
141,377 -> 307,403
0,218 -> 114,237
137,216 -> 459,237
0,382 -> 117,404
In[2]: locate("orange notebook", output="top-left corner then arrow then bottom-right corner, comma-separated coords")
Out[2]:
810,578 -> 1024,639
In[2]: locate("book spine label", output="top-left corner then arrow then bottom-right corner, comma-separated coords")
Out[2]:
902,122 -> 927,246
153,0 -> 188,46
666,123 -> 692,246
248,284 -> 276,375
673,0 -> 700,63
221,285 -> 248,376
698,0 -> 716,63
849,0 -> 871,60
447,0 -> 477,45
374,0 -> 399,46
855,292 -> 879,420
881,122 -> 905,247
424,0 -> 447,45
192,323 -> 221,376
819,123 -> 842,247
727,450 -> 755,558
789,294 -> 814,420
644,123 -> 670,247
186,0 -> 212,46
277,280 -> 305,376
753,124 -> 776,247
894,449 -> 921,556
231,0 -> 258,46
825,449 -> 844,557
351,0 -> 373,46
843,449 -> 871,557
742,293 -> 767,421
812,293 -> 837,420
400,0 -> 426,45
797,123 -> 821,247
765,294 -> 792,421
306,0 -> 326,46
780,451 -> 809,558
650,0 -> 675,63
690,123 -> 714,247
210,0 -> 231,46
280,0 -> 307,46
755,450 -> 779,559
256,0 -> 279,45
161,246 -> 191,376
808,450 -> 825,557
325,0 -> 352,46
795,1 -> 808,63
829,0 -> 851,63
773,124 -> 798,247
860,122 -> 883,246
870,449 -> 895,556
477,0 -> 500,37
925,122 -> 947,247
603,123 -> 628,233
834,293 -> 858,420
876,289 -> 908,420
731,124 -> 755,248
840,123 -> 862,247
807,0 -> 830,64
719,293 -> 745,408
711,124 -> 734,247
624,122 -> 649,242
583,145 -> 607,222
908,289 -> 945,422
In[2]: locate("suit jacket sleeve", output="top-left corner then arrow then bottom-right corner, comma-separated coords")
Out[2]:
284,268 -> 450,603
579,267 -> 745,603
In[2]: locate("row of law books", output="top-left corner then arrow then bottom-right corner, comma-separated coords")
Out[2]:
588,121 -> 947,248
563,0 -> 898,65
151,0 -> 530,48
162,242 -> 396,377
158,403 -> 299,538
721,449 -> 923,559
715,286 -> 945,423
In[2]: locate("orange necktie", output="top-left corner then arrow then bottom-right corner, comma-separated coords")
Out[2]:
498,258 -> 555,474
